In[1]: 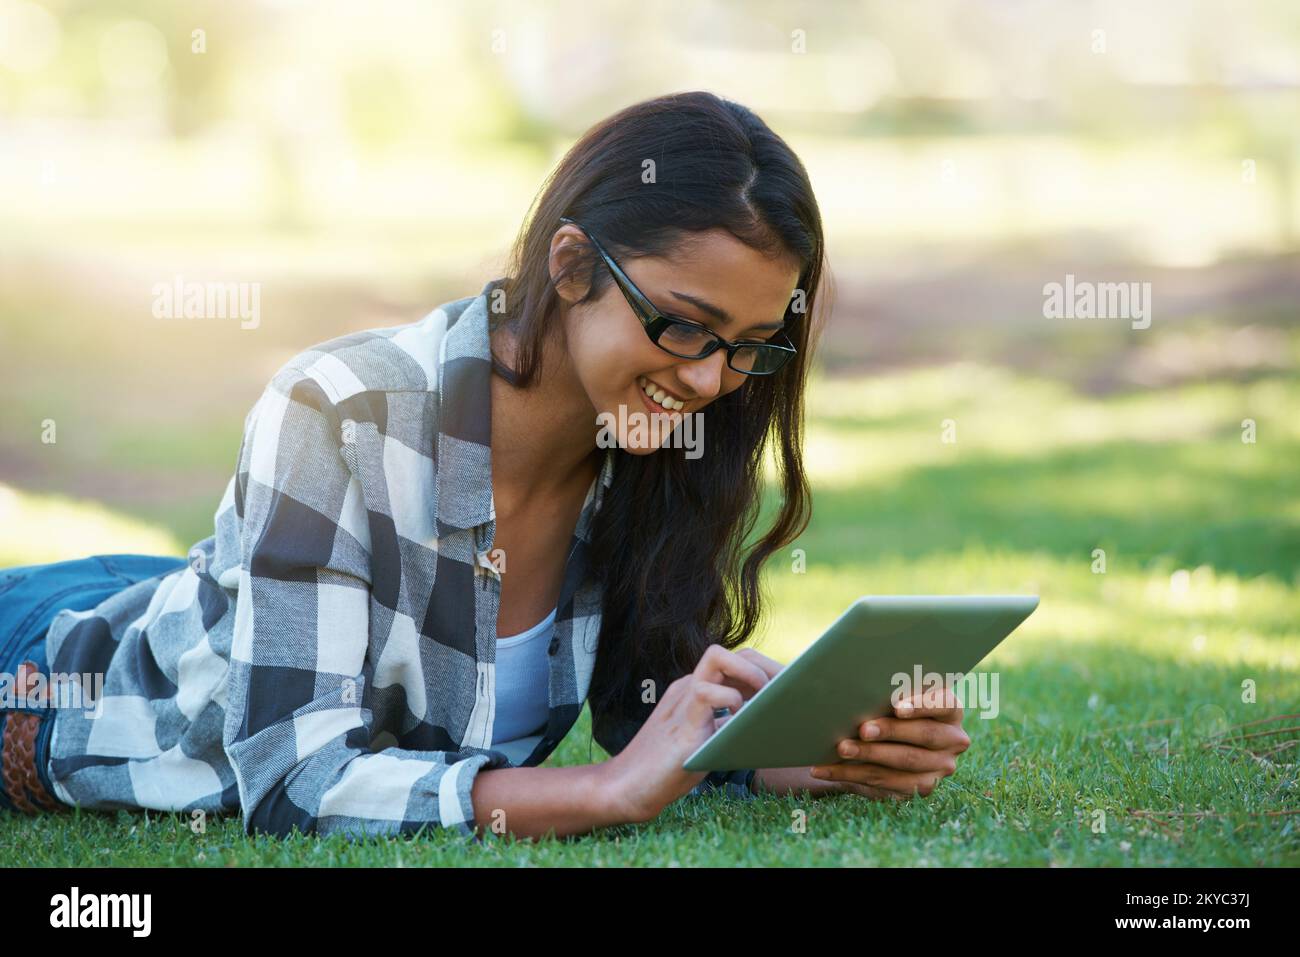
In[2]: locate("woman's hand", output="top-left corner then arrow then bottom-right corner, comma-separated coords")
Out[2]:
603,646 -> 783,824
808,687 -> 970,800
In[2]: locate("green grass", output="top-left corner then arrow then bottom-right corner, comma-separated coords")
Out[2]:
5,702 -> 1296,866
2,362 -> 1297,866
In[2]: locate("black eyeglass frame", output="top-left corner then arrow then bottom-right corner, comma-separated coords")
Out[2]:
557,216 -> 798,376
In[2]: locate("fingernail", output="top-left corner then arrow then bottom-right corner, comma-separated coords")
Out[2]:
810,768 -> 828,779
839,741 -> 855,757
864,722 -> 881,738
897,702 -> 913,715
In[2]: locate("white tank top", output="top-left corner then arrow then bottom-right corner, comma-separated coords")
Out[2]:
491,606 -> 557,745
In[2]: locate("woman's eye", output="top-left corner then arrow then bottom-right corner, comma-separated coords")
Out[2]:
663,319 -> 709,340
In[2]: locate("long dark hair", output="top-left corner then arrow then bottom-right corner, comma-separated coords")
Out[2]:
488,91 -> 831,738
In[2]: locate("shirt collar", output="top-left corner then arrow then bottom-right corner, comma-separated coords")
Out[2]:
434,278 -> 617,537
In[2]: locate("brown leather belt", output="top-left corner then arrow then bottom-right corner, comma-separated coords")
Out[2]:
1,660 -> 65,814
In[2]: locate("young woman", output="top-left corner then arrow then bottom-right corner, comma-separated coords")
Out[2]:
1,91 -> 970,841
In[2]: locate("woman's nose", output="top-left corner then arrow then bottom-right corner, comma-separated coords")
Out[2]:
676,349 -> 729,400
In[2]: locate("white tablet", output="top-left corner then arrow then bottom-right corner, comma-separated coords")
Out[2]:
683,595 -> 1039,772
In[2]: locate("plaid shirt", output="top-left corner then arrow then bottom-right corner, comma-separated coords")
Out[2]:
43,278 -> 756,839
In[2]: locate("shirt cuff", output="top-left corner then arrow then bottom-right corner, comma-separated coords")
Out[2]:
687,767 -> 759,801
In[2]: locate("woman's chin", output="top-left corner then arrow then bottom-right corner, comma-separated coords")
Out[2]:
619,433 -> 665,454
594,400 -> 680,453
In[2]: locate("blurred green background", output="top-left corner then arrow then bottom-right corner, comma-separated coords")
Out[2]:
2,0 -> 1297,658
1,0 -> 1297,863
2,0 -> 1297,642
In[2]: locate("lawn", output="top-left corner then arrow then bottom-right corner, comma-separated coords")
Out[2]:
3,353 -> 1297,866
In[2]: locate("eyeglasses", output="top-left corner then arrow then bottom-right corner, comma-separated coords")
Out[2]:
558,216 -> 798,376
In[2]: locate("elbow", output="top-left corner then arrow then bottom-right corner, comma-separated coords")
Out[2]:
244,778 -> 318,839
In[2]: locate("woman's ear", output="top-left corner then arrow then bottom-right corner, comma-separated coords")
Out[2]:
548,224 -> 593,304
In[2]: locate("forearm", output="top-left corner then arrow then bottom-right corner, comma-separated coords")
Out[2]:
470,762 -> 632,841
751,766 -> 844,798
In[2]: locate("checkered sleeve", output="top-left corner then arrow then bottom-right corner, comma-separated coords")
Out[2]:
221,368 -> 502,840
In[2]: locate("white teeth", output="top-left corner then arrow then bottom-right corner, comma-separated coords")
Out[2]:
638,376 -> 683,411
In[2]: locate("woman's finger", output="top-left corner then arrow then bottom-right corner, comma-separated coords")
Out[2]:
685,678 -> 747,725
893,687 -> 963,722
733,646 -> 785,680
894,686 -> 967,717
811,761 -> 946,797
833,740 -> 959,775
857,716 -> 970,751
693,644 -> 772,699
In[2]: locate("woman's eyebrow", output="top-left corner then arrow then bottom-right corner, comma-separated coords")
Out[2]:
668,290 -> 785,331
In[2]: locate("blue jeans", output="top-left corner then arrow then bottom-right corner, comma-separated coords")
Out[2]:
0,553 -> 188,813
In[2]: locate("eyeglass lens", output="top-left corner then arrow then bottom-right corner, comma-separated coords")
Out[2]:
657,320 -> 789,373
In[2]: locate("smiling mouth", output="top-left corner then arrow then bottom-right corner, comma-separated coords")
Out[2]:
637,375 -> 687,411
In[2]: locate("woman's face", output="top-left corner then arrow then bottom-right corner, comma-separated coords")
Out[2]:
552,224 -> 802,454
